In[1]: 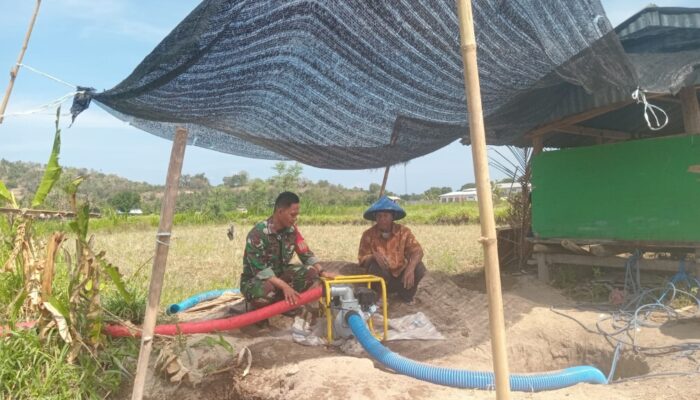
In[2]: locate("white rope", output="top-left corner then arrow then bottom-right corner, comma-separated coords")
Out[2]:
16,63 -> 77,89
632,88 -> 669,131
155,232 -> 171,247
0,91 -> 81,119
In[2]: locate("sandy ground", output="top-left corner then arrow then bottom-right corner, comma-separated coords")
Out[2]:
125,263 -> 700,400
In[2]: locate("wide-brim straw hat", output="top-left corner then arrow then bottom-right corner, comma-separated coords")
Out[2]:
363,196 -> 406,221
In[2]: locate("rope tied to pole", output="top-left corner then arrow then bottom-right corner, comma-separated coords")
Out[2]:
0,91 -> 82,120
632,88 -> 669,131
155,232 -> 171,247
478,236 -> 497,245
16,63 -> 77,88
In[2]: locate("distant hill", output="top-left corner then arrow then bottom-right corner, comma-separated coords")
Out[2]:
0,159 -> 161,211
0,159 -> 391,214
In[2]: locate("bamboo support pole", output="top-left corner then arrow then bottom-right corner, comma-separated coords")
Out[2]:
0,0 -> 42,124
131,127 -> 188,400
379,130 -> 400,198
455,1 -> 512,398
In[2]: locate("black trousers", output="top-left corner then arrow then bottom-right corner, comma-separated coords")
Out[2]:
367,260 -> 426,302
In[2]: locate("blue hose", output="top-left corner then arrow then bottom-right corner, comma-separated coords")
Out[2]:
347,312 -> 607,392
167,289 -> 240,315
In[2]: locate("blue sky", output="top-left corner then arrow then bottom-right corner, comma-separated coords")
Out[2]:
0,0 -> 695,193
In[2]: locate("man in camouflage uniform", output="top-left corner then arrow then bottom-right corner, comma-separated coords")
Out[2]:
240,191 -> 336,309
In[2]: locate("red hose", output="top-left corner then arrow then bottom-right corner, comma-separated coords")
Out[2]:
103,286 -> 323,337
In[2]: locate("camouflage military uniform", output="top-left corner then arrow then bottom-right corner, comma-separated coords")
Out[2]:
240,218 -> 319,308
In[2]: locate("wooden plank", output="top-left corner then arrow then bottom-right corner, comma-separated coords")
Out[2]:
529,237 -> 698,250
561,239 -> 590,255
653,96 -> 681,105
556,125 -> 631,140
526,99 -> 633,138
525,92 -> 675,139
533,243 -> 564,253
543,253 -> 695,272
589,244 -> 634,257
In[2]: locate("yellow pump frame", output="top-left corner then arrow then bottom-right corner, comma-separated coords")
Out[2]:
320,275 -> 388,343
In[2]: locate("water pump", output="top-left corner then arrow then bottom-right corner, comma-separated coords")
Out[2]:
320,275 -> 388,342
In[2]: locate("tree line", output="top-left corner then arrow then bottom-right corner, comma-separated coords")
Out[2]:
1,159 -> 490,215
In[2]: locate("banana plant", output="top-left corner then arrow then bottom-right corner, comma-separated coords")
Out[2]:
31,108 -> 63,208
1,107 -> 132,362
1,107 -> 63,273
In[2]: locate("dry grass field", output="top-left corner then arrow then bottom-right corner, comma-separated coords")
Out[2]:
95,223 -> 484,306
95,223 -> 700,400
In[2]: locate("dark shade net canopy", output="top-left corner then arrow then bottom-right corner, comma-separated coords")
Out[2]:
73,1 -> 700,169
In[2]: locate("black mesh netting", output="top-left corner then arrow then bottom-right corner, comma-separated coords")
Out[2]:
73,1 -> 700,169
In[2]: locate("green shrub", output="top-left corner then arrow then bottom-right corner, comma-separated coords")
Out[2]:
103,287 -> 147,325
0,329 -> 136,399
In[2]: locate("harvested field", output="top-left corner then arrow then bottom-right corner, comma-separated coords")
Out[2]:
101,225 -> 700,400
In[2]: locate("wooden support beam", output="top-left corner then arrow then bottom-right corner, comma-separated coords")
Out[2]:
679,86 -> 700,134
456,0 -> 511,398
532,135 -> 544,155
530,237 -> 697,250
131,127 -> 188,400
525,91 -> 675,140
589,244 -> 634,257
542,253 -> 697,272
653,96 -> 681,105
526,99 -> 633,138
556,125 -> 631,141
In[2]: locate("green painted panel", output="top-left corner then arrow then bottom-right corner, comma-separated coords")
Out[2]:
531,134 -> 700,242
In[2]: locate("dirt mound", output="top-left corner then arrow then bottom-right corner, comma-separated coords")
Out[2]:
127,266 -> 700,400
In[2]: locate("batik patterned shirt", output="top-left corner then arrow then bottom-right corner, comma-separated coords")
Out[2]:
241,218 -> 318,282
358,223 -> 423,277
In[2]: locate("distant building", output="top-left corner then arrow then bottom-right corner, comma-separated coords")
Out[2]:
128,209 -> 143,215
494,182 -> 524,198
439,189 -> 478,203
438,182 -> 526,203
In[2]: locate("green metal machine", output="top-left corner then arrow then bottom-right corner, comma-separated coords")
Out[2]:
531,134 -> 700,244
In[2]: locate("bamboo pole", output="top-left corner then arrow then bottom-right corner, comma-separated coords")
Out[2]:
131,127 -> 188,400
455,1 -> 512,398
378,130 -> 400,198
0,0 -> 42,124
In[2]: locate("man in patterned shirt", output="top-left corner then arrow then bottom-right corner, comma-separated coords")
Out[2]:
240,191 -> 336,309
358,196 -> 426,305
